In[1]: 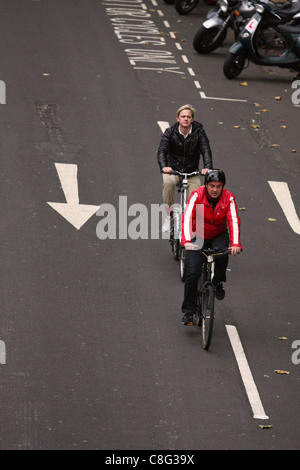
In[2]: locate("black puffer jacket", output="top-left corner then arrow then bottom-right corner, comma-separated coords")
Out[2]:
157,121 -> 212,173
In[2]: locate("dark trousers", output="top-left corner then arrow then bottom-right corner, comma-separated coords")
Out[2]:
182,231 -> 229,315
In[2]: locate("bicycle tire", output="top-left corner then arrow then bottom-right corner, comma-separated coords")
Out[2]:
201,283 -> 215,350
174,239 -> 180,260
179,246 -> 186,282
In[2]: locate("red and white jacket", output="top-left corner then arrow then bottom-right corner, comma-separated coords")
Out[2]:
181,186 -> 243,248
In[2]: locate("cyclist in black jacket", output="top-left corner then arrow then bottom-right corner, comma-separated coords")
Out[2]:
157,104 -> 213,232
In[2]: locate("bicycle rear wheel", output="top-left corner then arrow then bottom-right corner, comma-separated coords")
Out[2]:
201,283 -> 215,350
179,246 -> 186,282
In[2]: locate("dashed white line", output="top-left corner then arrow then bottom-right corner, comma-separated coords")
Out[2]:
152,5 -> 247,102
226,325 -> 269,420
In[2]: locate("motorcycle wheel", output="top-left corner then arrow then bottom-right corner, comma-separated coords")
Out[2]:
223,52 -> 246,79
175,0 -> 199,14
193,25 -> 227,54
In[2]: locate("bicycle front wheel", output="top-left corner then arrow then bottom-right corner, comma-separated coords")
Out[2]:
201,284 -> 215,350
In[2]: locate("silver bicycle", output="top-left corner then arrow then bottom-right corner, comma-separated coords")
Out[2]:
169,170 -> 200,282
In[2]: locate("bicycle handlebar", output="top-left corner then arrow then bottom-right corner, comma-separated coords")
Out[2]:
162,170 -> 200,177
201,248 -> 240,256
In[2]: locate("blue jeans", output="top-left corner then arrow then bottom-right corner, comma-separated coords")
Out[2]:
182,231 -> 229,315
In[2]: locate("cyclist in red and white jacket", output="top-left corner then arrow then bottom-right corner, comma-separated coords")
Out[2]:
181,169 -> 243,326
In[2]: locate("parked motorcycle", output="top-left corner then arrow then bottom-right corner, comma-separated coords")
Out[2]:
193,0 -> 255,54
223,0 -> 300,78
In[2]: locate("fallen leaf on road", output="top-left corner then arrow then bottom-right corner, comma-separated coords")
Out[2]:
276,337 -> 288,340
240,81 -> 248,86
258,424 -> 273,429
275,96 -> 282,100
291,149 -> 297,153
274,369 -> 290,375
233,125 -> 240,129
261,109 -> 269,112
251,124 -> 260,128
267,218 -> 276,221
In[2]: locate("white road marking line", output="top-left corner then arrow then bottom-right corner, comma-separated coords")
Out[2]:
200,91 -> 248,103
268,181 -> 300,235
226,325 -> 269,420
147,4 -> 247,102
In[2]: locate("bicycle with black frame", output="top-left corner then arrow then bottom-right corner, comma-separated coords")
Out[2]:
193,247 -> 233,350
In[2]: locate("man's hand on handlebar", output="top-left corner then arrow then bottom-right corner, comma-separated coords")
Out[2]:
229,246 -> 241,256
162,167 -> 173,174
184,243 -> 200,251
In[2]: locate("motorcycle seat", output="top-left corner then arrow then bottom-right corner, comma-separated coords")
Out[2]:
277,23 -> 300,33
275,0 -> 300,19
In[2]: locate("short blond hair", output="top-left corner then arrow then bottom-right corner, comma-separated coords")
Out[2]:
177,104 -> 196,118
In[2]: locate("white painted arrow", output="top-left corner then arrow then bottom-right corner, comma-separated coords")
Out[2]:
157,121 -> 170,133
268,181 -> 300,235
48,163 -> 100,230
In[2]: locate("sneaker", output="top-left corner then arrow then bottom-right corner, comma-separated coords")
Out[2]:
182,313 -> 194,326
215,282 -> 225,300
162,215 -> 171,233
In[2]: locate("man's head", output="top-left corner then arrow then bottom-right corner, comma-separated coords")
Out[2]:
176,104 -> 196,119
204,169 -> 226,200
176,105 -> 195,132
